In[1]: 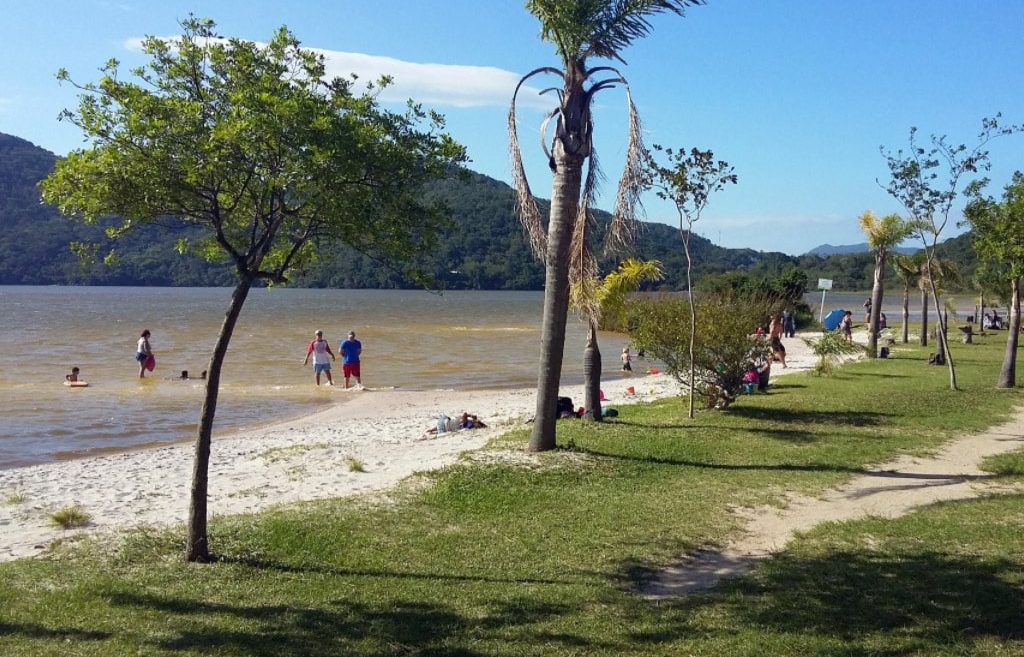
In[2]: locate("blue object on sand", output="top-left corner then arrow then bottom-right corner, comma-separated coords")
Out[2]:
822,309 -> 846,331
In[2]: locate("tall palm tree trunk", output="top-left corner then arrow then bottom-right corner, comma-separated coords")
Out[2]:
530,159 -> 583,452
583,321 -> 602,421
998,277 -> 1020,388
187,277 -> 253,562
866,251 -> 886,357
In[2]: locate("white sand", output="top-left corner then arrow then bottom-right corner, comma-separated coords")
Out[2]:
3,346 -> 757,561
0,333 -> 834,563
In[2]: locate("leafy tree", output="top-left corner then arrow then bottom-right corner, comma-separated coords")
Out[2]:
508,0 -> 703,451
965,172 -> 1024,387
41,18 -> 465,561
857,211 -> 913,357
571,258 -> 663,420
880,115 -> 1022,389
628,294 -> 771,410
645,145 -> 736,417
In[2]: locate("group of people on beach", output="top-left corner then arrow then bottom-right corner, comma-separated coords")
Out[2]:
301,329 -> 363,388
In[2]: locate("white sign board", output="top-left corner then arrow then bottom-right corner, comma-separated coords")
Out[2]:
818,278 -> 833,290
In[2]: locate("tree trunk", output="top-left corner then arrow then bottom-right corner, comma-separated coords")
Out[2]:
928,284 -> 958,390
980,294 -> 987,336
529,151 -> 583,452
186,277 -> 253,562
582,321 -> 602,421
901,284 -> 910,344
997,277 -> 1020,388
919,287 -> 929,347
683,228 -> 696,419
866,251 -> 886,358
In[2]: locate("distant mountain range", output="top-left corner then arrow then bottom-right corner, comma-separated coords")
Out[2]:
804,243 -> 919,257
0,131 -> 977,291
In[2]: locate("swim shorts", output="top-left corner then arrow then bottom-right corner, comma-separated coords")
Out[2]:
135,352 -> 147,363
343,363 -> 360,378
314,363 -> 331,374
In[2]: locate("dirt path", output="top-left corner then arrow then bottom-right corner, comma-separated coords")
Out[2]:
642,396 -> 1024,599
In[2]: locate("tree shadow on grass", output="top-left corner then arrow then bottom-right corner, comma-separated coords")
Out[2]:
631,549 -> 1024,655
0,621 -> 110,642
104,590 -> 615,656
728,406 -> 891,427
842,371 -> 913,379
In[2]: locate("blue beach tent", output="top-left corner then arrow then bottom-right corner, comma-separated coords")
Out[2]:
823,309 -> 846,331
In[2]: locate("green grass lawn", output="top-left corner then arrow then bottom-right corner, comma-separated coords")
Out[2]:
2,330 -> 1024,656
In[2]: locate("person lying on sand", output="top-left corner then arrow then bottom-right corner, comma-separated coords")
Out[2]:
419,412 -> 487,439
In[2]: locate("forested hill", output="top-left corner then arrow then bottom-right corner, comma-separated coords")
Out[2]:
0,132 -> 975,290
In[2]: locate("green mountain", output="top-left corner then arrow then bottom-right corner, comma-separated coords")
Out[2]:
0,132 -> 978,291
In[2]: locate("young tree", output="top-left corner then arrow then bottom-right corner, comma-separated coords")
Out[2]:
880,115 -> 1021,389
645,145 -> 736,417
628,294 -> 771,410
857,211 -> 912,357
41,18 -> 465,561
891,253 -> 920,344
509,0 -> 703,451
571,258 -> 663,420
965,172 -> 1024,387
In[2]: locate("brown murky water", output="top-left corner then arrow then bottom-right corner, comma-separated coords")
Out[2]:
0,286 -> 616,468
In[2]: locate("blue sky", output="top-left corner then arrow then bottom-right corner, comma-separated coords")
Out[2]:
2,1 -> 1022,255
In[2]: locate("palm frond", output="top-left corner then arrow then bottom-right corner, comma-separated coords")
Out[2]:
508,80 -> 549,261
604,87 -> 646,257
569,149 -> 602,321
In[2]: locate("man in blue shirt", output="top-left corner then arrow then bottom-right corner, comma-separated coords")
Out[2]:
340,330 -> 363,389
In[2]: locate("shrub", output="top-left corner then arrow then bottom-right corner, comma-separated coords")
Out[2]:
804,330 -> 862,376
49,504 -> 92,529
627,294 -> 773,409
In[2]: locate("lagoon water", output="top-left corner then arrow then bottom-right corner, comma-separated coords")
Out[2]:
0,287 -> 611,470
2,286 -> 983,470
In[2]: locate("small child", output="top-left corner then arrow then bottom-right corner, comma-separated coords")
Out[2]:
65,367 -> 80,382
621,347 -> 632,372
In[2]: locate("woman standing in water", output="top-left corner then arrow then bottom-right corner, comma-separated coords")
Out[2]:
136,329 -> 153,378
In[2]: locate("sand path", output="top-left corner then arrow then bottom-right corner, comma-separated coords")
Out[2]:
643,372 -> 1024,598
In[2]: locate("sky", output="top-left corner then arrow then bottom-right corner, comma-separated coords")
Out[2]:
2,0 -> 1022,256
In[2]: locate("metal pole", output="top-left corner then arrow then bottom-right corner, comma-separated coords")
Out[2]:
819,290 -> 827,324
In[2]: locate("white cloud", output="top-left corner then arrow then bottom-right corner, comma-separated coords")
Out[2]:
124,37 -> 549,110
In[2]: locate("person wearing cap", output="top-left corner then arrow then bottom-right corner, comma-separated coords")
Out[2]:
339,330 -> 363,389
302,329 -> 335,386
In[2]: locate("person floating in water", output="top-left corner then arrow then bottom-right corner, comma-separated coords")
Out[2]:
178,370 -> 208,380
65,367 -> 80,382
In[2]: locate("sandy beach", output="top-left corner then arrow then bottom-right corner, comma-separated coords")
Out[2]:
0,334 -> 833,562
0,363 -> 686,561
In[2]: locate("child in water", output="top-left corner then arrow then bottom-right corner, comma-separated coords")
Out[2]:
65,367 -> 80,382
621,347 -> 632,372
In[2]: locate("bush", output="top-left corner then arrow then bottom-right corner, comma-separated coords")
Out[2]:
627,294 -> 772,409
804,330 -> 862,376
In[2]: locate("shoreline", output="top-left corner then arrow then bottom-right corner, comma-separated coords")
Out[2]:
0,336 -> 825,563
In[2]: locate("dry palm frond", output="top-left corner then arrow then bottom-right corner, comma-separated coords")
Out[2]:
509,72 -> 560,262
605,87 -> 647,257
568,148 -> 602,321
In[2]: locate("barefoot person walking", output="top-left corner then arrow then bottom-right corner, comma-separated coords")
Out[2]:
302,329 -> 335,386
340,330 -> 362,389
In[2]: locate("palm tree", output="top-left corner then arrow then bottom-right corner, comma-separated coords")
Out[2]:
509,0 -> 703,451
572,259 -> 663,420
858,211 -> 912,357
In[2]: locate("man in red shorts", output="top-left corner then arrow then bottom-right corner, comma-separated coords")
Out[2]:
339,330 -> 363,389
